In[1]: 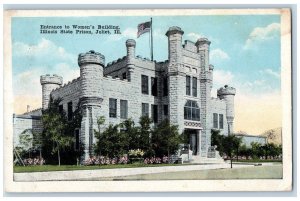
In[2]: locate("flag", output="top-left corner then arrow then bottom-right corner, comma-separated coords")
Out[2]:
137,21 -> 151,38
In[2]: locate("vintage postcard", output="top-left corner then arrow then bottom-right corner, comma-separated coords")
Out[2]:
4,8 -> 292,192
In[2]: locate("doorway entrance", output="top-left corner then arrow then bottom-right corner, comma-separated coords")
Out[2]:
184,129 -> 199,155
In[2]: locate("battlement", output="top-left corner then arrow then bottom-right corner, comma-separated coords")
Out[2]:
135,55 -> 155,63
217,85 -> 236,96
40,74 -> 63,85
51,77 -> 81,93
195,38 -> 211,46
183,40 -> 197,52
78,50 -> 105,67
106,56 -> 126,67
166,26 -> 184,36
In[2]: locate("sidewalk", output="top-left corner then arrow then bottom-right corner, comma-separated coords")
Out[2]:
14,163 -> 245,181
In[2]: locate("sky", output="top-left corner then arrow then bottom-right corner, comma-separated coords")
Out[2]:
12,14 -> 281,134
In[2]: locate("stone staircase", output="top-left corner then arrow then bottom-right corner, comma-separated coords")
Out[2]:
189,155 -> 225,164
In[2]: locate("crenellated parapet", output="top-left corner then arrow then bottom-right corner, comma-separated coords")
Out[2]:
195,38 -> 211,47
40,74 -> 63,85
40,74 -> 63,109
165,26 -> 184,36
51,77 -> 80,93
217,85 -> 236,96
78,50 -> 105,67
126,39 -> 136,47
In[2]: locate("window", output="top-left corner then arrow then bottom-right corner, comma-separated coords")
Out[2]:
213,113 -> 218,128
59,105 -> 63,114
186,75 -> 191,95
184,100 -> 200,121
120,100 -> 128,119
151,77 -> 158,96
67,102 -> 73,121
163,77 -> 168,96
122,72 -> 127,79
151,104 -> 158,123
192,77 -> 197,97
74,129 -> 80,151
142,103 -> 149,117
164,105 -> 168,116
141,75 -> 149,94
219,114 -> 224,129
109,98 -> 117,118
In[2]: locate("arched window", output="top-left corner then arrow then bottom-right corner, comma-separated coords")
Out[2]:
184,100 -> 200,121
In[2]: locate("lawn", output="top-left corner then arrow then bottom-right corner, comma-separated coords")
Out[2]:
14,163 -> 190,173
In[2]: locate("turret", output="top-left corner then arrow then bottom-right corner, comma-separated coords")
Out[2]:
78,50 -> 105,162
166,26 -> 184,72
217,85 -> 236,134
126,39 -> 136,65
78,50 -> 105,105
126,39 -> 136,81
40,74 -> 63,109
165,26 -> 185,133
195,38 -> 211,72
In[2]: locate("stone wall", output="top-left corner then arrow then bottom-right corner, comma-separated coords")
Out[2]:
236,134 -> 267,148
14,26 -> 236,161
51,77 -> 82,115
210,97 -> 228,136
13,114 -> 43,147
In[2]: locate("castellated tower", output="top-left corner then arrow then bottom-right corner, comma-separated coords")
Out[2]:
195,38 -> 212,157
40,74 -> 63,110
126,39 -> 136,82
217,85 -> 236,135
166,26 -> 185,133
78,50 -> 105,161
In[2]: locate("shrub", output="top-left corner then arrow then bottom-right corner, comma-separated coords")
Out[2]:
83,156 -> 129,166
143,156 -> 167,164
23,157 -> 45,166
128,149 -> 145,158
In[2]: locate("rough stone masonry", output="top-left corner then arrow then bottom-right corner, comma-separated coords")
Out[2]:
13,26 -> 236,162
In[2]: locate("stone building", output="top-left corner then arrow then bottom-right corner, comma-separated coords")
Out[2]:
13,26 -> 236,162
235,134 -> 267,148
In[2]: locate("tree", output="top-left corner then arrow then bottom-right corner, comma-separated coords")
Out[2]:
250,142 -> 262,159
211,130 -> 242,168
119,118 -> 138,151
138,116 -> 153,152
151,119 -> 182,158
211,129 -> 225,155
94,116 -> 106,156
18,129 -> 33,158
96,123 -> 128,158
42,97 -> 73,166
239,144 -> 251,160
223,134 -> 242,168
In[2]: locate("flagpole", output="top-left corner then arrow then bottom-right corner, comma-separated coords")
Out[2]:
150,17 -> 153,61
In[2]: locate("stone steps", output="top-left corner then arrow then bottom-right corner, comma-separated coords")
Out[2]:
190,155 -> 225,164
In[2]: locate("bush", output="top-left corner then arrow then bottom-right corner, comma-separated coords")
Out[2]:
143,156 -> 169,164
83,156 -> 129,166
128,149 -> 145,158
23,157 -> 45,166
